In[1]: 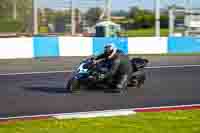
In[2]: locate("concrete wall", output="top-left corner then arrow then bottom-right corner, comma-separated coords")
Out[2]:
0,38 -> 33,59
0,36 -> 199,59
93,37 -> 128,55
59,37 -> 92,56
128,37 -> 168,54
33,37 -> 60,57
168,37 -> 200,53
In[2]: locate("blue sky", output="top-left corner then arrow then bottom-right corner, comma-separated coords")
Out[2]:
38,0 -> 200,10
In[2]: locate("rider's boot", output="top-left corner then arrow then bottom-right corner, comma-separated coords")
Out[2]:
115,74 -> 129,93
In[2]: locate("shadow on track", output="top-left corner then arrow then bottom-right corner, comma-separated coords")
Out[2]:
23,86 -> 67,94
23,86 -> 124,94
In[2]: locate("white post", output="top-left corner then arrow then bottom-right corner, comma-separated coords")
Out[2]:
169,7 -> 175,36
13,0 -> 17,20
105,0 -> 112,21
71,0 -> 76,35
33,0 -> 38,35
155,0 -> 160,37
184,0 -> 192,36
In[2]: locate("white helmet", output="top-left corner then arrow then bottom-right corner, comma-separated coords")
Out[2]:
104,43 -> 116,54
104,43 -> 116,50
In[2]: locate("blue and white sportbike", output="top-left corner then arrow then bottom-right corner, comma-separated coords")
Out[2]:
66,57 -> 148,93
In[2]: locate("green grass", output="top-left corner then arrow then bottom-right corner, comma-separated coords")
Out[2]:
1,110 -> 200,133
122,28 -> 169,37
122,28 -> 186,37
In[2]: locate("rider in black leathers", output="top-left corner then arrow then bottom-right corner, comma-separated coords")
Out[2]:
94,44 -> 133,92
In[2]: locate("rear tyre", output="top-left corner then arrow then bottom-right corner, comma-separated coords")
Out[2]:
136,79 -> 145,88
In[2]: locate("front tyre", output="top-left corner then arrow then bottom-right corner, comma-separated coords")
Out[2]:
66,78 -> 80,93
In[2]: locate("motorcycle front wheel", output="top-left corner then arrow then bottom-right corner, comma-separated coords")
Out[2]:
66,78 -> 80,93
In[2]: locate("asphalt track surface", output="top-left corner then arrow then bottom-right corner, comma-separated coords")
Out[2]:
1,57 -> 200,118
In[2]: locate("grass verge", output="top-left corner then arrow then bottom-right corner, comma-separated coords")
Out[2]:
123,28 -> 169,37
122,28 -> 184,37
1,110 -> 200,133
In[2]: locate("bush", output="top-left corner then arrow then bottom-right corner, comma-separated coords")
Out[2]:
0,19 -> 24,32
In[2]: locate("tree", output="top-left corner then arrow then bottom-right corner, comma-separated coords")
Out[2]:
160,15 -> 169,28
112,10 -> 128,17
85,7 -> 103,26
0,0 -> 32,20
0,0 -> 13,18
127,6 -> 155,28
0,0 -> 32,32
128,6 -> 140,18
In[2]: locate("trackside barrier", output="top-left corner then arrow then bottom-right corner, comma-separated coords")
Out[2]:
59,37 -> 93,56
0,36 -> 200,59
128,37 -> 168,54
168,37 -> 200,53
0,37 -> 33,59
33,37 -> 60,57
93,37 -> 128,55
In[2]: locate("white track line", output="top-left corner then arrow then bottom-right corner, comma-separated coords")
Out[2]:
1,104 -> 200,120
1,64 -> 200,76
146,64 -> 200,69
0,109 -> 136,120
53,109 -> 136,119
0,70 -> 70,76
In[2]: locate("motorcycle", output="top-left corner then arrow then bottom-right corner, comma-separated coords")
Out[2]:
66,57 -> 148,93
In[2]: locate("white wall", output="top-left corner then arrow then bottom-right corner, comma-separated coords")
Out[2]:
128,37 -> 168,54
0,37 -> 168,59
0,37 -> 33,59
59,37 -> 93,56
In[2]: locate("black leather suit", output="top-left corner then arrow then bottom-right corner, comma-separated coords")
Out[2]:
96,50 -> 133,90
